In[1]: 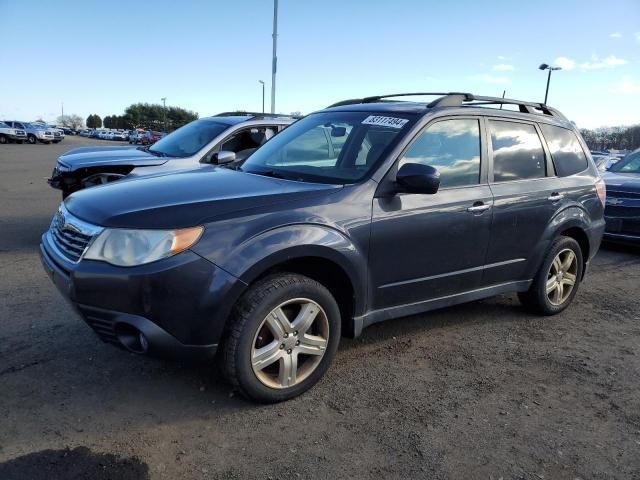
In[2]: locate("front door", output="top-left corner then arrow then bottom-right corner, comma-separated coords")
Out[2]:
369,117 -> 493,310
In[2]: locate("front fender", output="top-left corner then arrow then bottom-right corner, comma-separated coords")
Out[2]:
214,224 -> 369,318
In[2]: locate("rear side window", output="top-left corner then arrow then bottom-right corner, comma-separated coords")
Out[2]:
490,120 -> 546,182
399,118 -> 481,188
539,124 -> 588,177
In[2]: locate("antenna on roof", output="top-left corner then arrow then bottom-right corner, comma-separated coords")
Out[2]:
500,90 -> 505,110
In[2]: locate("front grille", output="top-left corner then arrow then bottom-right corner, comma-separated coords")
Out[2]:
51,219 -> 92,261
608,190 -> 640,200
48,205 -> 103,263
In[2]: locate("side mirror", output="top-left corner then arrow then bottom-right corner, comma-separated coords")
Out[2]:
210,150 -> 236,165
396,163 -> 440,194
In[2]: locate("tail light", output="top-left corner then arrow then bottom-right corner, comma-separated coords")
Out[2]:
595,178 -> 606,206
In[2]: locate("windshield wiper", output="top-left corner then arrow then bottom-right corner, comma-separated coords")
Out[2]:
147,148 -> 167,157
246,169 -> 290,180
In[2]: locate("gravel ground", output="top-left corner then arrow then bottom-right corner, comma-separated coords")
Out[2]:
1,137 -> 639,480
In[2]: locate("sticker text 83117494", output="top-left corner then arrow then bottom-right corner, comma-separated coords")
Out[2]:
361,115 -> 409,129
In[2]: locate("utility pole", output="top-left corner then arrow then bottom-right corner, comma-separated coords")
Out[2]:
270,0 -> 278,114
161,97 -> 167,131
259,80 -> 265,113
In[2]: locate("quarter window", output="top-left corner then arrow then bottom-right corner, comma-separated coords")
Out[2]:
539,124 -> 588,177
399,118 -> 481,188
490,120 -> 546,182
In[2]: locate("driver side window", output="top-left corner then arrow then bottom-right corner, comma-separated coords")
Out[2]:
399,118 -> 481,188
221,126 -> 276,157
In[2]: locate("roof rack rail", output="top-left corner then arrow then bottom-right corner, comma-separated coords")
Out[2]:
327,92 -> 565,119
214,112 -> 300,119
327,93 -> 459,108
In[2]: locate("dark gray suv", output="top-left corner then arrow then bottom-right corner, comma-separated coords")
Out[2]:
40,93 -> 606,402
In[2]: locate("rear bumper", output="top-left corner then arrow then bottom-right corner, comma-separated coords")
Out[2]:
39,234 -> 246,361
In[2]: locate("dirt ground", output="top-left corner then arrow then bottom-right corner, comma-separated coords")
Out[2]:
0,137 -> 639,480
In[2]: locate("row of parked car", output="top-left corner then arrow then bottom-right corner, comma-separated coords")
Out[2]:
0,121 -> 64,144
40,92 -> 638,403
77,129 -> 166,145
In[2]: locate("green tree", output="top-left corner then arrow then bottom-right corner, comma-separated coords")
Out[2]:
86,114 -> 102,129
122,103 -> 197,132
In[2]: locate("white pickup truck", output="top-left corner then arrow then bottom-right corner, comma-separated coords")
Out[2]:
0,121 -> 27,144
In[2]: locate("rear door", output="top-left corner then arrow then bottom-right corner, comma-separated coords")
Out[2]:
482,118 -> 564,284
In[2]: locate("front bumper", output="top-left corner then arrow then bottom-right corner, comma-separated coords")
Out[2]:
39,232 -> 246,361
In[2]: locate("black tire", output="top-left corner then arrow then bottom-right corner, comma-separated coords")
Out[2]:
0,135 -> 7,144
222,273 -> 341,403
518,236 -> 583,315
27,134 -> 36,144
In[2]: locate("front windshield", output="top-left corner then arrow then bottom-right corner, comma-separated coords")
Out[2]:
149,119 -> 228,158
240,111 -> 416,184
0,122 -> 8,128
609,152 -> 640,173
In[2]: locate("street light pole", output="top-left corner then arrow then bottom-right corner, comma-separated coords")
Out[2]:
539,64 -> 562,104
161,97 -> 167,131
259,80 -> 265,113
270,0 -> 278,114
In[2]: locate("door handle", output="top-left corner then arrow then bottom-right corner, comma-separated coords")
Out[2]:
548,193 -> 564,202
467,203 -> 491,213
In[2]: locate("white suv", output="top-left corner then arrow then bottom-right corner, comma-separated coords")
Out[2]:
0,121 -> 27,144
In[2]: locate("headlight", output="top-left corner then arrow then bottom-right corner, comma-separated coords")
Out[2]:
84,226 -> 203,267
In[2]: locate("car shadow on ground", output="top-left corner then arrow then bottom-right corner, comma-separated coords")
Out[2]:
0,447 -> 149,480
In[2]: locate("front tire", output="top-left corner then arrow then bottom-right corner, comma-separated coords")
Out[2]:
0,135 -> 7,144
519,236 -> 583,315
27,134 -> 36,144
222,273 -> 341,403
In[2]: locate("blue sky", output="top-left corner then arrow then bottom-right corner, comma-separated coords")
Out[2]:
0,0 -> 638,128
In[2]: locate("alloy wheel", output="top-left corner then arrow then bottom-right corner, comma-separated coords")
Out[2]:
251,298 -> 329,389
546,248 -> 578,306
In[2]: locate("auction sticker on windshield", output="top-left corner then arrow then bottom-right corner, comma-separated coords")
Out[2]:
362,115 -> 409,129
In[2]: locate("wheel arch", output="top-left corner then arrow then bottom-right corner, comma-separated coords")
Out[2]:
527,206 -> 593,280
213,224 -> 369,338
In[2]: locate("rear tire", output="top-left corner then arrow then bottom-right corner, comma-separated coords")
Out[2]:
222,273 -> 341,403
518,236 -> 583,315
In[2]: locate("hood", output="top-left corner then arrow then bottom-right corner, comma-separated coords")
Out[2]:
58,146 -> 169,170
603,171 -> 640,194
65,167 -> 341,229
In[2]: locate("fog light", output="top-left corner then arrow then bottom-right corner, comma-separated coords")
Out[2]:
139,332 -> 149,352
